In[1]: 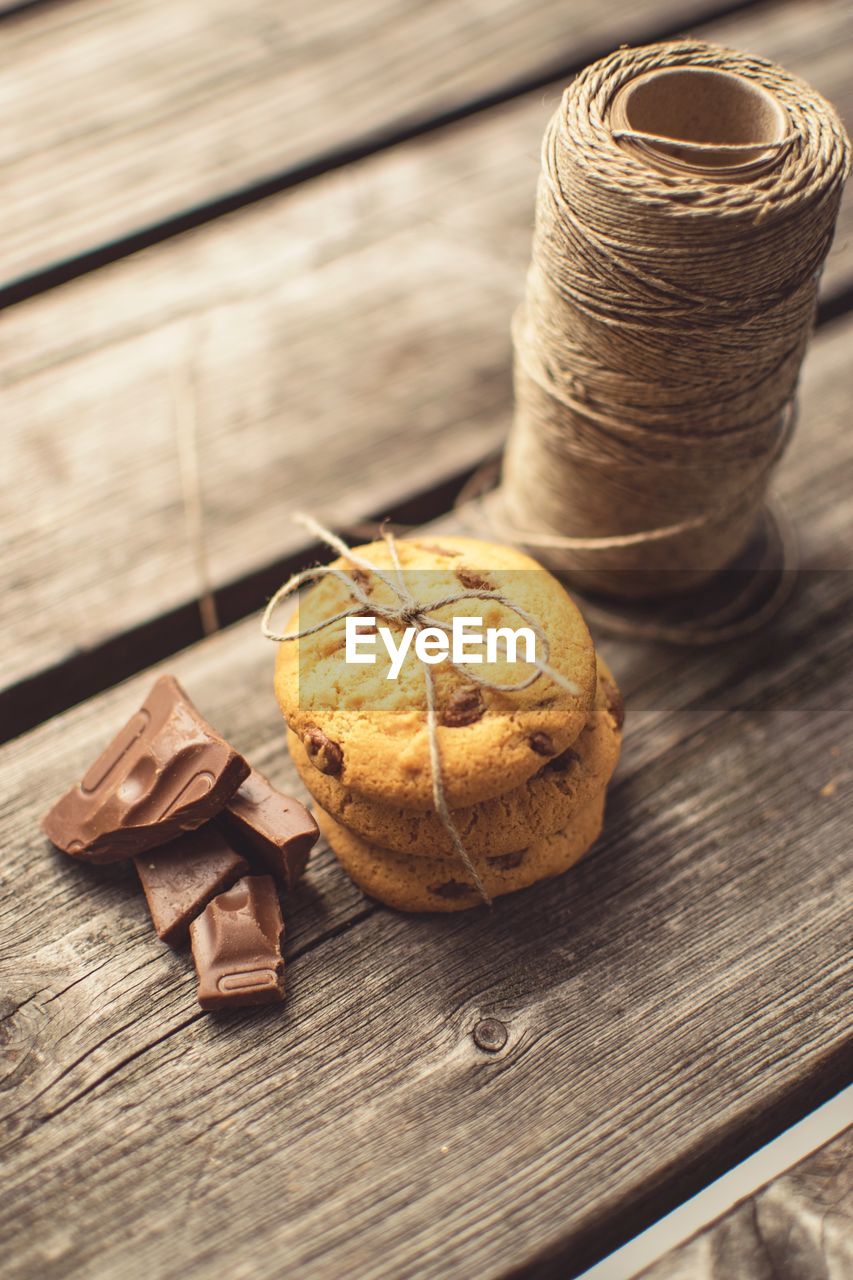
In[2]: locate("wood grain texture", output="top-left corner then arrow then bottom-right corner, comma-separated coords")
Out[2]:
639,1129 -> 853,1280
3,0 -> 851,724
0,311 -> 850,1279
1,0 -> 769,286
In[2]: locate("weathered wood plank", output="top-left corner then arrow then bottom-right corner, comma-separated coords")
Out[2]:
0,626 -> 849,1277
3,0 -> 851,737
2,0 -> 763,288
0,313 -> 850,1279
0,221 -> 518,728
639,1128 -> 852,1280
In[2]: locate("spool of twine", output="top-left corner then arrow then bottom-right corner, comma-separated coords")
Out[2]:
503,40 -> 850,600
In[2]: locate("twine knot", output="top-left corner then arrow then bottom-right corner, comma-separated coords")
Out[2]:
397,604 -> 423,627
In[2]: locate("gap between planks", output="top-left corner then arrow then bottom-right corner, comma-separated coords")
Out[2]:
3,0 -> 852,742
0,461 -> 491,744
0,0 -> 774,304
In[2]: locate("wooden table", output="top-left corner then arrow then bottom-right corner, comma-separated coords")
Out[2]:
1,2 -> 850,1277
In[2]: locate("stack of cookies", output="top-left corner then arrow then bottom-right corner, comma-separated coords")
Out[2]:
274,536 -> 623,912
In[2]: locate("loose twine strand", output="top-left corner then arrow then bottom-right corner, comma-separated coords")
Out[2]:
456,481 -> 800,645
173,351 -> 219,637
609,130 -> 796,155
262,513 -> 584,904
503,40 -> 850,611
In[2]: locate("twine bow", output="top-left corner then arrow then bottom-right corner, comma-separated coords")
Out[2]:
262,514 -> 582,904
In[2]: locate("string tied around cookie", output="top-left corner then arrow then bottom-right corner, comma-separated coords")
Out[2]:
262,513 -> 583,905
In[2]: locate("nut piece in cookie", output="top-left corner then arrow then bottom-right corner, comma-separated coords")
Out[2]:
428,879 -> 479,900
545,746 -> 581,773
442,686 -> 485,727
303,725 -> 344,776
601,675 -> 625,731
486,849 -> 526,870
274,535 -> 597,811
455,565 -> 493,591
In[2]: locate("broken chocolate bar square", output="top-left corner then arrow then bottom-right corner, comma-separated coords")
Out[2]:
134,826 -> 249,946
217,769 -> 318,891
41,675 -> 250,864
189,875 -> 285,1011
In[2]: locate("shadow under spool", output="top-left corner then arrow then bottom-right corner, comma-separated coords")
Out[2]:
609,65 -> 789,180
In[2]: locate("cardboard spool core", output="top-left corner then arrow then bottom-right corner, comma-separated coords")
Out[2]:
610,66 -> 788,179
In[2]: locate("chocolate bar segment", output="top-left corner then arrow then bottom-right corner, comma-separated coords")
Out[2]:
134,827 -> 249,946
41,675 -> 250,864
189,876 -> 285,1011
217,769 -> 318,891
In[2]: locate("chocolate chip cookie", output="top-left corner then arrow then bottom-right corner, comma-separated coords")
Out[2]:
288,659 -> 622,857
274,536 -> 596,811
314,786 -> 607,913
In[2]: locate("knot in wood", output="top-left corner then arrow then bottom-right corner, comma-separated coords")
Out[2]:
473,1018 -> 508,1053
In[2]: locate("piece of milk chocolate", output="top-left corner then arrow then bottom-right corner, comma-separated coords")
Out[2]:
189,875 -> 285,1011
217,769 -> 318,890
42,675 -> 250,864
134,826 -> 249,946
